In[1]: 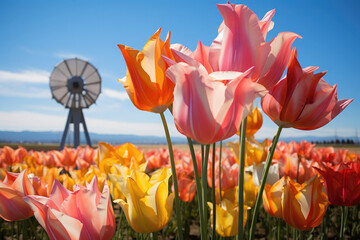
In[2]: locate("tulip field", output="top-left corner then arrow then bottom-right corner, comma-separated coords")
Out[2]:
1,1 -> 358,239
0,140 -> 360,239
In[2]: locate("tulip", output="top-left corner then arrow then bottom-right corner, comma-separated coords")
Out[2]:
111,167 -> 174,233
177,176 -> 196,202
118,28 -> 175,113
174,149 -> 201,202
96,142 -> 147,175
244,105 -> 263,137
0,146 -> 27,169
76,145 -> 97,169
282,175 -> 328,231
277,152 -> 317,183
53,147 -> 78,171
0,170 -> 35,221
207,196 -> 248,236
60,166 -> 107,193
208,151 -> 238,191
252,162 -> 280,187
24,176 -> 115,240
166,63 -> 265,144
228,138 -> 268,166
262,177 -> 286,218
145,148 -> 170,170
170,3 -> 299,90
220,172 -> 259,208
261,48 -> 353,130
313,161 -> 360,206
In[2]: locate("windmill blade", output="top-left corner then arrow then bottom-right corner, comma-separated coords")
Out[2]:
50,58 -> 101,109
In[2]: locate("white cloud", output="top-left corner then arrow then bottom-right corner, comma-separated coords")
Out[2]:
0,70 -> 50,84
54,52 -> 91,61
102,88 -> 129,101
0,85 -> 51,98
0,111 -> 182,137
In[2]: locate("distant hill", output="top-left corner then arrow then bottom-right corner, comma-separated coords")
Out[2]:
0,131 -> 187,145
0,131 -> 358,145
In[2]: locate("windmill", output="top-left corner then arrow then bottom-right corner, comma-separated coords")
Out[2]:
49,58 -> 101,150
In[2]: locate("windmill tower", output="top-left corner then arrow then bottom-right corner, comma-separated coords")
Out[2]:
49,58 -> 101,150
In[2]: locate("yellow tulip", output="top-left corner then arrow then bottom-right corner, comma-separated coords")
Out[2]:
236,104 -> 263,137
118,28 -> 175,113
96,142 -> 147,175
111,168 -> 174,233
207,199 -> 248,237
228,139 -> 268,166
221,173 -> 259,207
62,166 -> 108,192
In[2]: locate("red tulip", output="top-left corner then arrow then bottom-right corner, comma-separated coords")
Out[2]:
261,48 -> 353,130
314,160 -> 360,206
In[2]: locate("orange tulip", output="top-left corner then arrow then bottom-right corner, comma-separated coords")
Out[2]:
0,146 -> 27,169
118,28 -> 175,113
278,152 -> 317,183
145,148 -> 170,171
263,177 -> 286,218
282,175 -> 328,231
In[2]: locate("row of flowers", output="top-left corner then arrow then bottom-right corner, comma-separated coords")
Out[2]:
1,134 -> 359,238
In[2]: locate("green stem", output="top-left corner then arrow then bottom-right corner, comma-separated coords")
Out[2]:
187,137 -> 205,240
219,141 -> 223,203
212,143 -> 217,240
238,117 -> 247,240
249,126 -> 283,240
117,210 -> 124,239
160,112 -> 183,240
152,231 -> 158,240
277,218 -> 281,240
202,144 -> 210,239
28,217 -> 40,240
340,206 -> 349,240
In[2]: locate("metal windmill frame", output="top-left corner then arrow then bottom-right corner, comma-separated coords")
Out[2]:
49,58 -> 101,150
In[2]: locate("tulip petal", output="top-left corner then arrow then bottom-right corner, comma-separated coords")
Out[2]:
210,4 -> 269,73
49,179 -> 70,209
258,32 -> 300,89
0,185 -> 33,221
259,9 -> 275,39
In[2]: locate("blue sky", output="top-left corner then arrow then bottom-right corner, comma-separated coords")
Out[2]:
0,0 -> 359,141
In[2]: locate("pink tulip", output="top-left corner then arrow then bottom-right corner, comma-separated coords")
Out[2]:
0,170 -> 35,221
166,63 -> 265,144
24,177 -> 115,240
170,3 -> 299,90
261,48 -> 353,130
